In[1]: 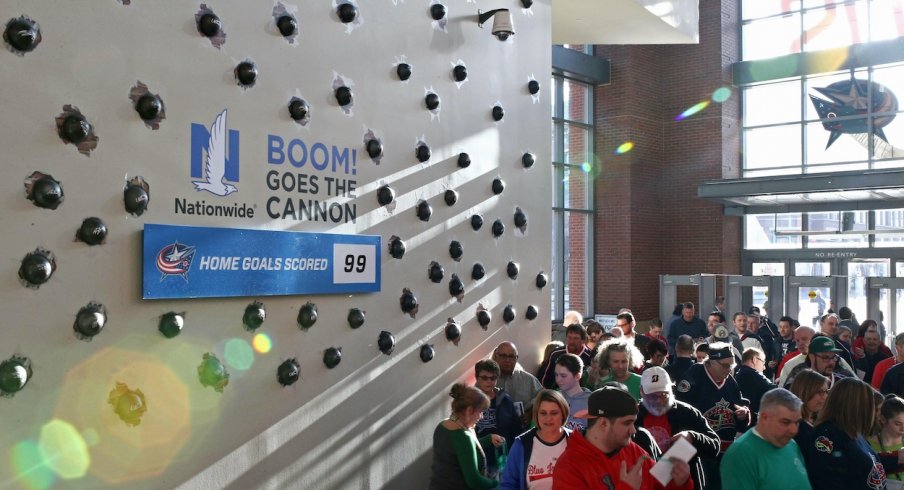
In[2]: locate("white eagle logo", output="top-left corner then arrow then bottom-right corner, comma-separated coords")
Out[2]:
193,109 -> 238,196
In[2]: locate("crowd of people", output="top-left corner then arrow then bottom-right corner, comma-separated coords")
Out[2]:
428,302 -> 904,489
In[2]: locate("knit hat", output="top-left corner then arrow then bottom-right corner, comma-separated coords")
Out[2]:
573,383 -> 638,419
707,342 -> 733,360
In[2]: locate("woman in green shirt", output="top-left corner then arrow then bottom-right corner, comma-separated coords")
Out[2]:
430,383 -> 504,489
869,395 -> 904,488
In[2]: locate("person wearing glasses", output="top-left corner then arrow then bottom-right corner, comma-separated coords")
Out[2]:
474,359 -> 521,479
783,335 -> 852,390
493,342 -> 542,424
675,343 -> 750,490
735,347 -> 776,423
636,367 -> 719,490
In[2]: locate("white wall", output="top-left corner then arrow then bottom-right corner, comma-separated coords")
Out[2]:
0,1 -> 550,488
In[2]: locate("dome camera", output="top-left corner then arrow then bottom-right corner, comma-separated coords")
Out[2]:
477,8 -> 514,41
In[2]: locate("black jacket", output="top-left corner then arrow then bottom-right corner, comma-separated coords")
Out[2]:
734,364 -> 776,420
881,362 -> 904,396
637,399 -> 720,490
666,357 -> 695,382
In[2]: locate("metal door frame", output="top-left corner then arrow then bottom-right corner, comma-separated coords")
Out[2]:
659,274 -> 718,324
786,275 -> 848,325
723,275 -> 784,322
867,277 -> 904,338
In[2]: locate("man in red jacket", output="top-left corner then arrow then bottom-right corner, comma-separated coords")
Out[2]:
553,384 -> 693,490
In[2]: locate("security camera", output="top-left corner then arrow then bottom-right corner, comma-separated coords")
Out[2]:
477,8 -> 514,41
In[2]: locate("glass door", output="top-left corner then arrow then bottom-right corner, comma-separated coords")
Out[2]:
847,259 -> 889,331
752,262 -> 785,313
792,262 -> 831,328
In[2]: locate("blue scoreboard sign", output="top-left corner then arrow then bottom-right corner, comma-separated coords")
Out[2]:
142,224 -> 381,299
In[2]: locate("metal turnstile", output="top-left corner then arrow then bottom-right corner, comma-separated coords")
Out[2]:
723,275 -> 784,323
867,277 -> 904,339
786,276 -> 848,328
659,274 -> 718,324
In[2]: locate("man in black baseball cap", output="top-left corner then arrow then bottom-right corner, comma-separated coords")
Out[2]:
552,384 -> 692,489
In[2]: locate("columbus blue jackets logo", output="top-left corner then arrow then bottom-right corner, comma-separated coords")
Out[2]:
156,241 -> 196,281
190,109 -> 239,196
809,78 -> 898,149
814,436 -> 833,454
703,399 -> 735,432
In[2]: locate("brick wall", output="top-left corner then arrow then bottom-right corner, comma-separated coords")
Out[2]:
592,0 -> 742,320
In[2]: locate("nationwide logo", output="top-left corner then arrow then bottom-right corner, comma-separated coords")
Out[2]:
177,109 -> 254,219
191,108 -> 239,196
156,241 -> 196,281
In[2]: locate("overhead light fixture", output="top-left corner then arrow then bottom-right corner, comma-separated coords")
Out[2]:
477,9 -> 514,41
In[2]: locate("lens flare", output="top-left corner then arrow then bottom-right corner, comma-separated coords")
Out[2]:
224,338 -> 254,371
615,142 -> 634,154
38,419 -> 90,479
10,439 -> 56,490
580,162 -> 592,173
253,333 -> 273,354
675,101 -> 710,121
712,87 -> 732,103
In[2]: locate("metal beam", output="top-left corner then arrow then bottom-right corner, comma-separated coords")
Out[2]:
733,37 -> 904,85
699,169 -> 904,199
738,199 -> 904,215
552,46 -> 611,85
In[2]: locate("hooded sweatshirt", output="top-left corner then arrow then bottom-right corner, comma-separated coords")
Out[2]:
552,431 -> 693,490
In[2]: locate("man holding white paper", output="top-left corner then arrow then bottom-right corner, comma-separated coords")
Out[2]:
552,383 -> 693,490
636,367 -> 719,490
719,388 -> 812,489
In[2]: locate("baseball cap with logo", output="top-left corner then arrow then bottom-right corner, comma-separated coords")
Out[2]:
573,383 -> 638,419
641,366 -> 672,394
713,324 -> 730,342
809,336 -> 842,354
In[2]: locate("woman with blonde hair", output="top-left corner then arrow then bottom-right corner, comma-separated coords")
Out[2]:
500,390 -> 572,489
805,378 -> 892,489
789,368 -> 829,449
430,383 -> 503,489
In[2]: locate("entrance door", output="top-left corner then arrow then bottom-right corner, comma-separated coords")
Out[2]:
791,262 -> 832,328
847,259 -> 889,331
751,263 -> 785,314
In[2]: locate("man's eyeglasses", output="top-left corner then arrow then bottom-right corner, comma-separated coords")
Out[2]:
717,361 -> 736,370
478,375 -> 498,382
815,354 -> 838,362
496,353 -> 518,360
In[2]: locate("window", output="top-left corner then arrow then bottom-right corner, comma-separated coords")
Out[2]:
740,2 -> 904,177
551,74 -> 594,321
744,208 -> 904,250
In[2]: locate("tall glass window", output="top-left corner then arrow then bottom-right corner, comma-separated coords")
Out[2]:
552,74 -> 594,321
740,2 -> 904,177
